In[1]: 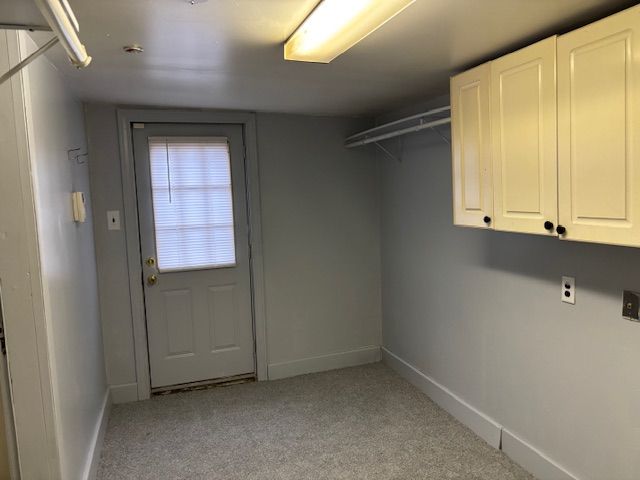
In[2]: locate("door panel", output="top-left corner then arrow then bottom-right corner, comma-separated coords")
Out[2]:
491,37 -> 558,235
451,63 -> 493,228
207,285 -> 237,351
133,124 -> 255,388
163,289 -> 194,357
558,6 -> 640,246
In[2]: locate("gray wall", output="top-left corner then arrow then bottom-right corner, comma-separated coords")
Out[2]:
380,128 -> 640,479
257,114 -> 381,367
84,106 -> 382,397
84,105 -> 138,399
21,35 -> 107,479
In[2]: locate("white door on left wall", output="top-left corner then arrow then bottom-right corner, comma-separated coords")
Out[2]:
133,123 -> 255,389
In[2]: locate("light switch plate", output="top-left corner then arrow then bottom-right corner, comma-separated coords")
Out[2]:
107,210 -> 121,231
562,276 -> 575,304
622,290 -> 639,322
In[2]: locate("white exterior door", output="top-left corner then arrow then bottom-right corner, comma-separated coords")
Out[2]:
558,5 -> 640,247
133,123 -> 255,388
491,37 -> 558,236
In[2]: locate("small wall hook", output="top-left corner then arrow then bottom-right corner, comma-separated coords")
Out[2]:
67,148 -> 89,164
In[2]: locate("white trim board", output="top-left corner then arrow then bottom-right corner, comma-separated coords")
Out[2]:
268,346 -> 381,380
0,30 -> 61,478
381,347 -> 501,447
501,429 -> 578,480
381,347 -> 579,480
83,390 -> 111,480
109,383 -> 138,405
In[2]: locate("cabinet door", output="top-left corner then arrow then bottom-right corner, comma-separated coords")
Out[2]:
558,6 -> 640,247
491,37 -> 558,235
451,63 -> 493,228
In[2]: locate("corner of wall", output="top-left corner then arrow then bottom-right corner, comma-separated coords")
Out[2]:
382,347 -> 580,480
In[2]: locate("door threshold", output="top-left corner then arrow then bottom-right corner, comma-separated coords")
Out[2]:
152,373 -> 256,396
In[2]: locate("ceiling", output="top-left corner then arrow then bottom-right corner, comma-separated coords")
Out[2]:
2,0 -> 638,116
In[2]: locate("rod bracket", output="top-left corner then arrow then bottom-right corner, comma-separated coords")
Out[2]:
0,34 -> 59,86
430,126 -> 451,145
67,148 -> 88,165
374,142 -> 400,162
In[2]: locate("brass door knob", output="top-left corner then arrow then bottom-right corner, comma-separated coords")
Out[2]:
147,274 -> 158,286
145,257 -> 156,267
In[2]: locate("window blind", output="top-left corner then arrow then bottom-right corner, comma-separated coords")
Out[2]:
148,136 -> 236,272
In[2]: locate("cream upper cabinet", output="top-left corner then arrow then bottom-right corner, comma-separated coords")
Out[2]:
451,63 -> 493,228
490,37 -> 558,236
557,6 -> 640,247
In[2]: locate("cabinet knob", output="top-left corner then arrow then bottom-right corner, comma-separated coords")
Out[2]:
556,225 -> 566,235
544,221 -> 554,231
483,216 -> 491,224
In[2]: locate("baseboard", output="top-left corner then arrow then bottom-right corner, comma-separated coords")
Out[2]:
381,347 -> 501,448
501,429 -> 578,480
82,389 -> 111,480
268,345 -> 381,380
109,382 -> 138,404
382,347 -> 581,479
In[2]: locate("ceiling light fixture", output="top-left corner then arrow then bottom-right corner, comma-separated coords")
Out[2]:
284,0 -> 415,63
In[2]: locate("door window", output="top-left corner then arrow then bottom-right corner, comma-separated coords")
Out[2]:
148,137 -> 236,272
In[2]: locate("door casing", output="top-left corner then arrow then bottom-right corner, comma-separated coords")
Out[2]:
117,109 -> 268,401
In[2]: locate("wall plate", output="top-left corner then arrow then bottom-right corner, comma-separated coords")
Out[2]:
562,276 -> 575,304
622,290 -> 639,322
107,210 -> 121,231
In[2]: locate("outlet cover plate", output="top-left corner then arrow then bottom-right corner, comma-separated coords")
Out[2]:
562,276 -> 575,304
622,290 -> 639,322
107,210 -> 121,231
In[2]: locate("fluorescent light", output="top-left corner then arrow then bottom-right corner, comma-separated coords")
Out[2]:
34,0 -> 92,68
285,0 -> 415,63
59,0 -> 80,32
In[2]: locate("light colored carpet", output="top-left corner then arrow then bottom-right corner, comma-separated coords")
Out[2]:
97,363 -> 535,479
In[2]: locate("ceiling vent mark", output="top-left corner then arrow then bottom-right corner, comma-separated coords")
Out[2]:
123,44 -> 144,54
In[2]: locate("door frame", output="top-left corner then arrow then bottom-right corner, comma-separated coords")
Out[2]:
117,108 -> 268,401
0,30 -> 61,478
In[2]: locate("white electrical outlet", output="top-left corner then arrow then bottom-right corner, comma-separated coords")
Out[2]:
107,210 -> 121,231
562,276 -> 575,304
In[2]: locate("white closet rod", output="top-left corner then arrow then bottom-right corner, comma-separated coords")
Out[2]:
345,105 -> 451,148
345,117 -> 451,148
